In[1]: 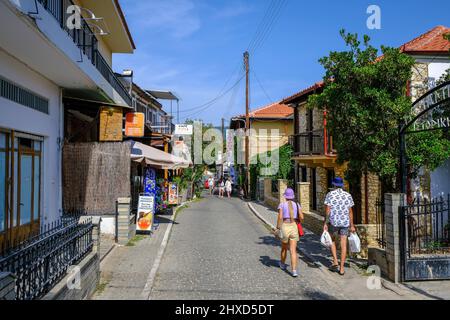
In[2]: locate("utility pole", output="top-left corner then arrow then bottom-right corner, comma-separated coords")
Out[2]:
244,51 -> 250,198
221,117 -> 225,178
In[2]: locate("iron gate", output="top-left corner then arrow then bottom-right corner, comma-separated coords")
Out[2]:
400,195 -> 450,281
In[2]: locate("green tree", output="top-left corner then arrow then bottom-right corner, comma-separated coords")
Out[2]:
309,30 -> 450,192
178,119 -> 215,197
437,32 -> 450,83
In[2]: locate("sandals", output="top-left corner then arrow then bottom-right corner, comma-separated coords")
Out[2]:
339,270 -> 345,276
329,265 -> 339,272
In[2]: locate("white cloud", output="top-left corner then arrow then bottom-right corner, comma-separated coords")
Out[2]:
125,0 -> 200,38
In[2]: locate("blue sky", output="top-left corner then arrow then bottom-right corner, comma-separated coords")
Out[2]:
114,0 -> 450,126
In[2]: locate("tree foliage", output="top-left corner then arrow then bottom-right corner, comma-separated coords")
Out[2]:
309,30 -> 450,191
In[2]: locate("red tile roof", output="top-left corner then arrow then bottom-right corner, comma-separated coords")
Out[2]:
281,81 -> 324,105
400,25 -> 450,55
282,26 -> 450,105
235,101 -> 293,119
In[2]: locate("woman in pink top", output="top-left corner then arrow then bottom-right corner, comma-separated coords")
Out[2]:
275,188 -> 304,277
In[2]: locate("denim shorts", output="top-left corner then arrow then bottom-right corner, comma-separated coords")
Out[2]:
328,224 -> 349,237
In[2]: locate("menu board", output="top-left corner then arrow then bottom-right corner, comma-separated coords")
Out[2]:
168,183 -> 178,205
136,195 -> 154,232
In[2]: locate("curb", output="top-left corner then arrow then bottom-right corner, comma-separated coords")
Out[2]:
141,200 -> 195,300
247,202 -> 323,269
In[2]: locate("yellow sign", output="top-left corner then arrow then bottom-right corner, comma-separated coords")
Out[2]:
125,112 -> 145,137
99,107 -> 123,141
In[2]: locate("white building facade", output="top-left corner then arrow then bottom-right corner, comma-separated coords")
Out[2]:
0,0 -> 134,249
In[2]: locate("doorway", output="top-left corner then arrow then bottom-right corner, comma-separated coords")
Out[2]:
0,130 -> 42,252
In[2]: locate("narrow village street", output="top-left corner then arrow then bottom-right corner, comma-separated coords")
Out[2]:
93,194 -> 427,300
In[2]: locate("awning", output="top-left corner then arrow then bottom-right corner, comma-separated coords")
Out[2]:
130,141 -> 192,169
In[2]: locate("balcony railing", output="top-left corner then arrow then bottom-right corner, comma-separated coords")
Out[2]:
36,0 -> 132,106
150,122 -> 173,134
290,129 -> 334,156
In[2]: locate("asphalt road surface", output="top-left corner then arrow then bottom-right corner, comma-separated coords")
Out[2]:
149,195 -> 347,300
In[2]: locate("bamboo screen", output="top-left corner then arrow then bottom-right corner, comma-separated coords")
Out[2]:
63,142 -> 131,214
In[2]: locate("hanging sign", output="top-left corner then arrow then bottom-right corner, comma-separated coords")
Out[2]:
136,195 -> 154,232
174,124 -> 193,135
99,107 -> 123,141
125,112 -> 145,137
168,183 -> 178,205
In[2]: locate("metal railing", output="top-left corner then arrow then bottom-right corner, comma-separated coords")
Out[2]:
401,194 -> 450,256
290,130 -> 333,155
0,216 -> 94,300
36,0 -> 132,106
151,122 -> 172,134
375,198 -> 386,248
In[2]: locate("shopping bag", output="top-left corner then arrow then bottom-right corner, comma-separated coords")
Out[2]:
348,232 -> 361,253
320,231 -> 333,248
297,222 -> 305,237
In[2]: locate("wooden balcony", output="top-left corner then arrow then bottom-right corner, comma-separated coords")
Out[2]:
289,129 -> 336,156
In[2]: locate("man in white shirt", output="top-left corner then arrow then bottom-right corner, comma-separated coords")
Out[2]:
323,177 -> 356,276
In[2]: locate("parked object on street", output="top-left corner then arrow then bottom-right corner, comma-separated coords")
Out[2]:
275,188 -> 304,277
348,233 -> 361,253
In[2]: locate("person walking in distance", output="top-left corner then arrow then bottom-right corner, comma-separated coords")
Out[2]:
218,178 -> 225,198
323,177 -> 356,276
208,176 -> 215,196
225,178 -> 232,198
275,188 -> 304,277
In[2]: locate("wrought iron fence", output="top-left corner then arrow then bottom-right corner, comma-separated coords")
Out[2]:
401,194 -> 450,256
375,198 -> 386,248
0,216 -> 94,300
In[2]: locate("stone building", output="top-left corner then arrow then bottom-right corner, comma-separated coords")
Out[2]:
282,25 -> 450,256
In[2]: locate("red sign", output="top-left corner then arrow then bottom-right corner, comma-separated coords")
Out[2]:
125,112 -> 145,137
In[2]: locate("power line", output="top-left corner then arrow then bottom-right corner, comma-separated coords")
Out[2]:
179,74 -> 245,121
252,69 -> 273,104
250,0 -> 287,54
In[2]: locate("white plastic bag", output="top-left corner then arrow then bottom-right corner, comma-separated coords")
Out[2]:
348,232 -> 361,253
320,231 -> 333,248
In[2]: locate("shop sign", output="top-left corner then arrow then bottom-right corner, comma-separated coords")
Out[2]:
136,195 -> 154,232
168,183 -> 178,205
174,124 -> 193,135
125,112 -> 145,137
99,107 -> 123,141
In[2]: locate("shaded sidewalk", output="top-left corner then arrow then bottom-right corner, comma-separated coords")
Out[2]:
248,201 -> 429,300
91,213 -> 175,300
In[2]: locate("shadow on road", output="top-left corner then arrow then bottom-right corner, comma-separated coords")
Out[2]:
303,288 -> 338,300
154,215 -> 179,225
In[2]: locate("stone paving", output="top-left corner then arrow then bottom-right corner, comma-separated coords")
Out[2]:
248,201 -> 437,300
91,195 -> 445,300
91,213 -> 173,300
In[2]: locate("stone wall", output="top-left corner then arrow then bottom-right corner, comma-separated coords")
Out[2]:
42,251 -> 100,300
303,211 -> 325,235
117,197 -> 136,245
297,182 -> 310,213
360,173 -> 381,224
355,224 -> 378,259
0,272 -> 16,300
368,193 -> 405,283
315,167 -> 328,215
410,62 -> 429,101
